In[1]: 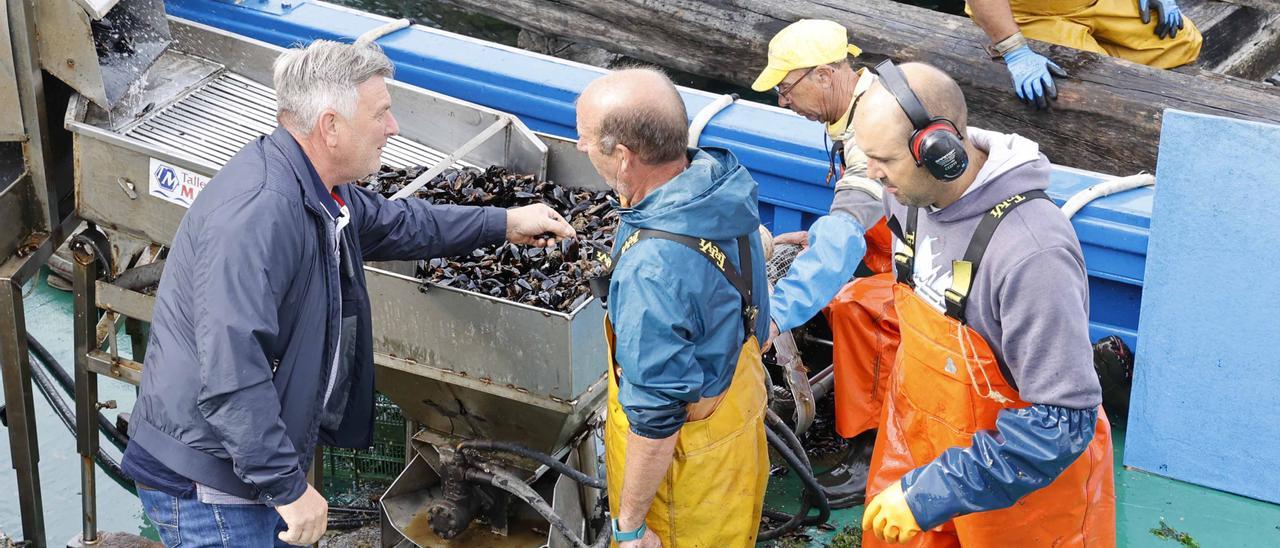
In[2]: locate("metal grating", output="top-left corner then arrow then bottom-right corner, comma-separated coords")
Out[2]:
125,72 -> 468,171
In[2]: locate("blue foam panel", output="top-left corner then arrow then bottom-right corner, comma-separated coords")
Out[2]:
1124,109 -> 1280,503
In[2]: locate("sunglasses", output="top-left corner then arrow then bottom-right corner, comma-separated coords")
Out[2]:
774,66 -> 817,99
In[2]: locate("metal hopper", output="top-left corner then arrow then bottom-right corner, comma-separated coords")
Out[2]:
61,12 -> 610,547
372,135 -> 610,547
37,0 -> 173,109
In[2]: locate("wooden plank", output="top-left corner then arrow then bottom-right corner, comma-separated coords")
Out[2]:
1181,0 -> 1238,30
1188,0 -> 1280,80
1215,0 -> 1280,11
436,0 -> 1280,175
1209,11 -> 1280,80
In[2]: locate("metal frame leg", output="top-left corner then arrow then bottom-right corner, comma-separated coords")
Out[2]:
73,240 -> 101,544
0,278 -> 46,547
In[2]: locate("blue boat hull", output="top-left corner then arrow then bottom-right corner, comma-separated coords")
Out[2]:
166,0 -> 1149,348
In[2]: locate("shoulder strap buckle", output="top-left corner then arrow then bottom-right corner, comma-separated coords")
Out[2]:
944,190 -> 1050,321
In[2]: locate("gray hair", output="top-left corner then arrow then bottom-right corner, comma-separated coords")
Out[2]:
597,68 -> 688,164
273,40 -> 394,134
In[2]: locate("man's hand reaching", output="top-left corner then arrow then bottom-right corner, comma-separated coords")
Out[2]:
506,204 -> 577,247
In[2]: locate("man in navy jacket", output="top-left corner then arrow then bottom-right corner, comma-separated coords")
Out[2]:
121,40 -> 574,546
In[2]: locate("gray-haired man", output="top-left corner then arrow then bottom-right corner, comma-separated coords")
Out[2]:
121,40 -> 574,546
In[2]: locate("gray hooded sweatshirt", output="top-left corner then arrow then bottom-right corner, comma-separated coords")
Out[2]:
885,128 -> 1102,409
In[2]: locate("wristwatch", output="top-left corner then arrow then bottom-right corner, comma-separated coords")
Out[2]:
612,518 -> 648,542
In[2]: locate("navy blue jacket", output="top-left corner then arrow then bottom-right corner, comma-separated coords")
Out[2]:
127,128 -> 506,505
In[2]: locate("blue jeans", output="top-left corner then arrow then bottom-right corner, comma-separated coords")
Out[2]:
137,485 -> 291,547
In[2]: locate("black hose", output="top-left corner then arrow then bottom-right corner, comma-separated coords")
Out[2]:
27,334 -> 129,450
758,419 -> 831,541
26,335 -> 74,395
761,504 -> 813,537
466,468 -> 610,548
330,505 -> 379,515
113,260 -> 165,292
764,427 -> 830,529
457,440 -> 605,490
326,515 -> 378,530
758,408 -> 825,541
766,408 -> 813,470
768,414 -> 830,525
768,406 -> 850,514
760,499 -> 814,541
72,229 -> 114,281
752,419 -> 814,540
27,338 -> 136,495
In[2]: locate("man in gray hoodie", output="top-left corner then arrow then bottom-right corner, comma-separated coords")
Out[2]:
846,63 -> 1115,545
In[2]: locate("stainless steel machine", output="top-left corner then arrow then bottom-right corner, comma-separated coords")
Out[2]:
51,3 -> 611,546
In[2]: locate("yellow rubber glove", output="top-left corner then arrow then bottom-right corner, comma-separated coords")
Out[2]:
862,480 -> 922,544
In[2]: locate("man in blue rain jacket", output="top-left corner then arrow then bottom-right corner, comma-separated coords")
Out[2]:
576,68 -> 771,546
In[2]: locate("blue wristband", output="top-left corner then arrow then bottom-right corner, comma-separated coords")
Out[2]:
612,518 -> 647,542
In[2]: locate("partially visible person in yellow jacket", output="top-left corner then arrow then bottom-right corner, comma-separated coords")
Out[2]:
967,0 -> 1202,109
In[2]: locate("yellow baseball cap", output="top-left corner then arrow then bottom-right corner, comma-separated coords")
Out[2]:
752,19 -> 863,92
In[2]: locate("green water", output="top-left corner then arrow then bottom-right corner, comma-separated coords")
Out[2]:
0,272 -> 153,545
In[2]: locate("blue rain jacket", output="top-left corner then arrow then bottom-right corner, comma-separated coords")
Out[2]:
769,213 -> 866,331
607,147 -> 770,439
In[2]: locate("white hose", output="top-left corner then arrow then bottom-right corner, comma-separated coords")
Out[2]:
355,18 -> 412,46
688,94 -> 738,148
1060,173 -> 1155,219
759,224 -> 775,262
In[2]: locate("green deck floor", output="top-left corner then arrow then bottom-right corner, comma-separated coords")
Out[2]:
3,271 -> 1279,546
760,423 -> 1280,547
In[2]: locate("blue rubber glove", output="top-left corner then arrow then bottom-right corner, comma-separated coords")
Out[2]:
1002,45 -> 1067,111
1140,0 -> 1184,39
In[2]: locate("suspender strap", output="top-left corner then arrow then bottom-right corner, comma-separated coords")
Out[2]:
944,190 -> 1049,322
887,206 -> 920,287
588,228 -> 758,340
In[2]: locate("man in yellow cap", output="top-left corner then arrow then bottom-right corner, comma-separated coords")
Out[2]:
967,0 -> 1202,109
753,18 -> 893,509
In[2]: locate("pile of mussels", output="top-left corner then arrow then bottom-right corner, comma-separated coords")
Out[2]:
359,165 -> 617,313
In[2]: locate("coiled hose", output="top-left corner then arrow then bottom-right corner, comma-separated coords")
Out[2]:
454,440 -> 607,547
758,408 -> 831,541
457,414 -> 830,544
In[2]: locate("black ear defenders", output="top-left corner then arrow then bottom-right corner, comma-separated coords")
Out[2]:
873,60 -> 969,182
